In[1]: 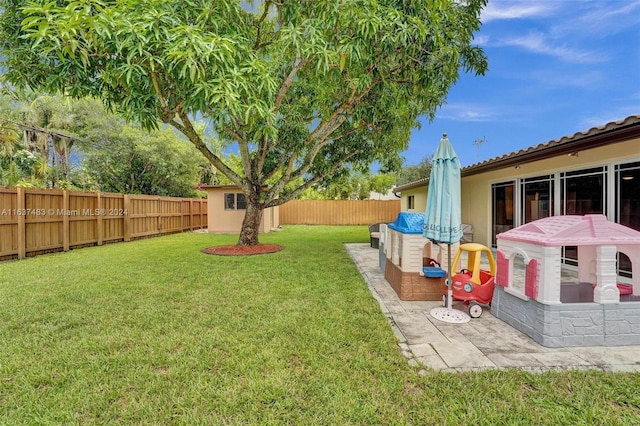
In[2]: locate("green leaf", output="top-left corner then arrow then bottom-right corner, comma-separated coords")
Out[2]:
1,0 -> 488,237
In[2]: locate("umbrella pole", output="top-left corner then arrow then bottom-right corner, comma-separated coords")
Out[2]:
429,244 -> 470,324
447,244 -> 453,309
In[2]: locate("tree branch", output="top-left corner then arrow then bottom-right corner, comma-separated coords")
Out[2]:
172,111 -> 245,189
304,86 -> 356,146
149,67 -> 184,123
273,55 -> 311,114
332,119 -> 384,140
149,68 -> 168,112
256,133 -> 269,177
262,147 -> 291,181
292,77 -> 381,179
264,149 -> 363,207
222,123 -> 244,144
262,147 -> 299,201
223,122 -> 253,183
253,0 -> 273,51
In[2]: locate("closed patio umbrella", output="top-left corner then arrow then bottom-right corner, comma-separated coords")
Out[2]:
423,133 -> 470,323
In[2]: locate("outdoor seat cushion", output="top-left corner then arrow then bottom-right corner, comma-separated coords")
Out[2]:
370,231 -> 380,239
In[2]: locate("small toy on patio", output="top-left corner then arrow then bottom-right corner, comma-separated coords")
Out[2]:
446,243 -> 496,318
423,258 -> 447,279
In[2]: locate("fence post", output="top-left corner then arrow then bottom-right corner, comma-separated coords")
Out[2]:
62,190 -> 70,252
123,194 -> 131,241
189,199 -> 194,231
17,187 -> 26,259
96,192 -> 103,246
156,196 -> 161,232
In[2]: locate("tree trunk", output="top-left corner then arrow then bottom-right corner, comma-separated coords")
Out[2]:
238,199 -> 264,246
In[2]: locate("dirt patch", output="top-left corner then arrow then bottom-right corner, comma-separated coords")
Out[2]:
202,244 -> 284,256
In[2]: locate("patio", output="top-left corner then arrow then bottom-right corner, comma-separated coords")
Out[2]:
346,243 -> 640,373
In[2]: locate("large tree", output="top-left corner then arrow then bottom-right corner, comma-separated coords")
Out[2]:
80,123 -> 213,197
0,0 -> 487,245
396,154 -> 433,186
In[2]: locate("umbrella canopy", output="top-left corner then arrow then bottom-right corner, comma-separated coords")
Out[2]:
423,134 -> 463,244
424,134 -> 469,323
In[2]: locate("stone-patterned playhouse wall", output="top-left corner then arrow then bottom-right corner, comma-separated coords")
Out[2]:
492,215 -> 640,347
492,287 -> 640,347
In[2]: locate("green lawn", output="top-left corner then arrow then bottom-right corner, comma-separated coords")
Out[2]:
1,226 -> 639,425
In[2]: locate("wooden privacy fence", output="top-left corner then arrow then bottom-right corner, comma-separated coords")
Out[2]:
0,187 -> 207,260
280,199 -> 400,225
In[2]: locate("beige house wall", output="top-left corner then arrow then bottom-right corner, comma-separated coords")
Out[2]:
205,187 -> 279,234
402,187 -> 428,212
463,138 -> 640,245
399,138 -> 640,246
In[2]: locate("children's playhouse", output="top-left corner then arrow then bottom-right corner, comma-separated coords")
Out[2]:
491,214 -> 640,347
382,212 -> 455,301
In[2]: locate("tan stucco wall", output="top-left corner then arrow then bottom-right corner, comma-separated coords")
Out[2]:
399,138 -> 640,246
462,138 -> 640,246
206,188 -> 279,234
402,187 -> 428,212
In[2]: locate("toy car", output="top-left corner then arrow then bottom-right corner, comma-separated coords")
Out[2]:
447,243 -> 496,318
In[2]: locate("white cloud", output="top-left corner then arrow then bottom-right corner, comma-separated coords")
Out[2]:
437,103 -> 498,122
481,2 -> 556,22
473,35 -> 490,46
578,91 -> 640,128
578,108 -> 640,130
496,32 -> 607,63
529,69 -> 604,89
566,1 -> 640,36
478,3 -> 614,64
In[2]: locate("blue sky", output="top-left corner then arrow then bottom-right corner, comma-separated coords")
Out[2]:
405,0 -> 640,168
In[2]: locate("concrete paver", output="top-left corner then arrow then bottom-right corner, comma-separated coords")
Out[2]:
346,243 -> 640,372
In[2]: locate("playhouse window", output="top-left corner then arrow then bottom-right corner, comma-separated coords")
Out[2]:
510,253 -> 526,294
224,193 -> 247,210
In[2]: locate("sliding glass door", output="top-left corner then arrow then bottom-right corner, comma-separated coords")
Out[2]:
521,175 -> 554,224
616,161 -> 640,277
560,167 -> 607,265
491,181 -> 515,247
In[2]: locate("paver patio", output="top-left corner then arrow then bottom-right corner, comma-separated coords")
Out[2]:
346,243 -> 640,373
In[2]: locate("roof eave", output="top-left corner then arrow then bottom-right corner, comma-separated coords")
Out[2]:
392,178 -> 429,193
461,116 -> 640,177
392,115 -> 640,193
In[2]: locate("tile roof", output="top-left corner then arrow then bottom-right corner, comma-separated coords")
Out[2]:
461,114 -> 640,176
393,114 -> 640,192
392,177 -> 429,193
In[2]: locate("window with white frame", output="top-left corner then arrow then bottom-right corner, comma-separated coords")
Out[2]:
224,193 -> 247,210
491,181 -> 515,247
560,166 -> 607,216
520,174 -> 553,224
616,161 -> 640,278
491,160 -> 637,279
560,166 -> 607,265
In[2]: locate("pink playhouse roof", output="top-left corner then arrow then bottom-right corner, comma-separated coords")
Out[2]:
497,215 -> 640,246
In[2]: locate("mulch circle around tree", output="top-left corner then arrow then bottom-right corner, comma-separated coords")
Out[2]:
202,244 -> 284,256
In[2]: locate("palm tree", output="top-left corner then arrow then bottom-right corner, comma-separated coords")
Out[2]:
1,83 -> 78,187
23,96 -> 76,186
0,120 -> 21,159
